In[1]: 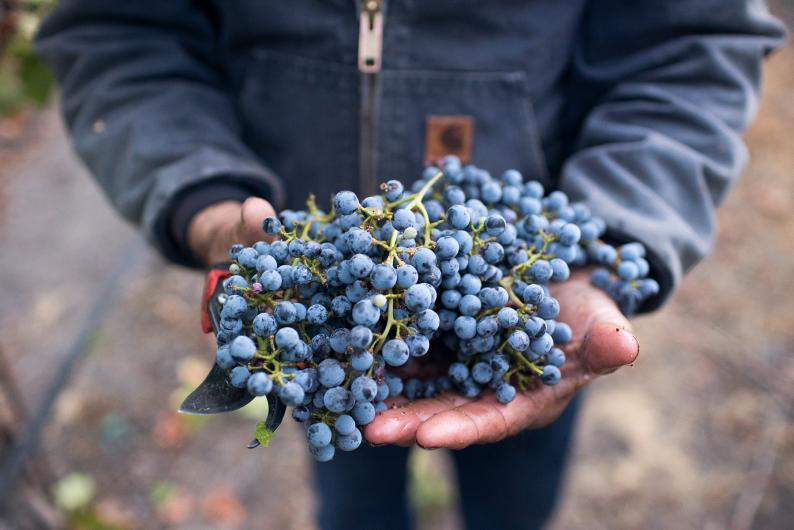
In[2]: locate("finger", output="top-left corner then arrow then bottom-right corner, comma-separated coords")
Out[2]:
554,272 -> 639,375
415,383 -> 576,449
238,197 -> 277,245
363,392 -> 470,446
414,393 -> 521,449
581,319 -> 639,375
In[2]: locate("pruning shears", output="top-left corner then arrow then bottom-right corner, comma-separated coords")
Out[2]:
179,264 -> 286,439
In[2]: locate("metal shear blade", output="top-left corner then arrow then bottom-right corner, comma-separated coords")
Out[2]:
178,264 -> 286,432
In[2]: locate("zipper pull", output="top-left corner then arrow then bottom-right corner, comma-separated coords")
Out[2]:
358,0 -> 383,73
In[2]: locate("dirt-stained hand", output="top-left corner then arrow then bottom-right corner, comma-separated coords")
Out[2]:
187,198 -> 276,266
364,270 -> 639,449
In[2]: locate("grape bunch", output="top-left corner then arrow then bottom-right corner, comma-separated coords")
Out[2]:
211,156 -> 659,461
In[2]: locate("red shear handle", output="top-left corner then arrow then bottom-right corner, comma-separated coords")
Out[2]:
200,266 -> 231,334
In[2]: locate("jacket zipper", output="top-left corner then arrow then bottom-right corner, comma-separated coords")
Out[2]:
358,0 -> 384,73
358,0 -> 384,197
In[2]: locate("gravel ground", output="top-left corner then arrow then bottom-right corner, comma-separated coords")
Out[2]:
1,6 -> 792,529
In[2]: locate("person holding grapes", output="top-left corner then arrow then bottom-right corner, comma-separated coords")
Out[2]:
36,1 -> 784,528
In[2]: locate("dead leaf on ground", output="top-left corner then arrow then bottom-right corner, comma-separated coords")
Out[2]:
157,490 -> 196,526
152,412 -> 186,449
201,487 -> 247,529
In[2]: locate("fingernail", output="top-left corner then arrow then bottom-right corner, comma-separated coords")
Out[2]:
416,441 -> 438,451
366,442 -> 385,448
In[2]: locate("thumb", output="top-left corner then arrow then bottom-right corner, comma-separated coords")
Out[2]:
579,304 -> 639,375
238,197 -> 277,245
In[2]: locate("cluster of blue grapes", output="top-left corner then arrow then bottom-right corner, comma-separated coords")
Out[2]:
213,157 -> 659,461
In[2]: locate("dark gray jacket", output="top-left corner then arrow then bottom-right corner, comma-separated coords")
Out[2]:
36,0 -> 785,311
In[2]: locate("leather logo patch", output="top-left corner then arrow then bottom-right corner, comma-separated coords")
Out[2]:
425,115 -> 474,164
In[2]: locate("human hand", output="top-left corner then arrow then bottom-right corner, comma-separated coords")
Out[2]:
364,269 -> 640,449
187,198 -> 276,266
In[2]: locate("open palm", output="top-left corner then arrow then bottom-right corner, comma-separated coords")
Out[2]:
364,270 -> 640,449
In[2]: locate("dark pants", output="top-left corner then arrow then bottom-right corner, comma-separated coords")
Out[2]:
313,396 -> 581,530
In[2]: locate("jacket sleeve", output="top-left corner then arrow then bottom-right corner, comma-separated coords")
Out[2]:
35,0 -> 285,266
559,0 -> 786,311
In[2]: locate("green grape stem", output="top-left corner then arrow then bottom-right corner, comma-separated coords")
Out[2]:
371,297 -> 396,354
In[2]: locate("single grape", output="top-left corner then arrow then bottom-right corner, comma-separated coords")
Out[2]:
559,223 -> 581,246
483,242 -> 504,264
591,268 -> 611,288
307,422 -> 332,448
459,274 -> 482,296
307,304 -> 329,325
262,216 -> 282,235
497,307 -> 520,329
404,283 -> 434,312
246,372 -> 273,396
310,443 -> 336,462
334,191 -> 359,215
405,333 -> 430,357
392,208 -> 415,230
537,296 -> 560,320
454,316 -> 478,339
275,327 -> 300,350
278,382 -> 306,406
335,414 -> 357,436
547,348 -> 566,367
385,375 -> 404,397
351,376 -> 378,402
530,260 -> 553,283
223,275 -> 248,294
318,358 -> 346,387
275,301 -> 298,324
471,362 -> 493,384
351,401 -> 376,425
215,345 -> 235,369
416,309 -> 440,332
530,333 -> 554,355
221,295 -> 248,319
329,329 -> 351,354
507,330 -> 530,352
292,406 -> 310,422
371,264 -> 398,290
459,294 -> 482,317
550,258 -> 570,281
230,336 -> 257,362
412,248 -> 437,273
350,350 -> 374,371
396,265 -> 419,288
495,383 -> 516,404
324,386 -> 354,413
336,429 -> 363,451
617,261 -> 640,281
541,365 -> 561,385
383,339 -> 410,366
551,322 -> 572,344
382,179 -> 404,201
352,299 -> 381,327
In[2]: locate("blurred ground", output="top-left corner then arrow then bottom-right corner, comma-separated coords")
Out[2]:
1,5 -> 793,530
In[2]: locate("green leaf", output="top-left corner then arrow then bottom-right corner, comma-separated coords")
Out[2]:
254,421 -> 275,447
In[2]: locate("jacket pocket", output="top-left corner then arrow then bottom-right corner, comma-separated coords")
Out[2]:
237,50 -> 360,210
378,69 -> 549,186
